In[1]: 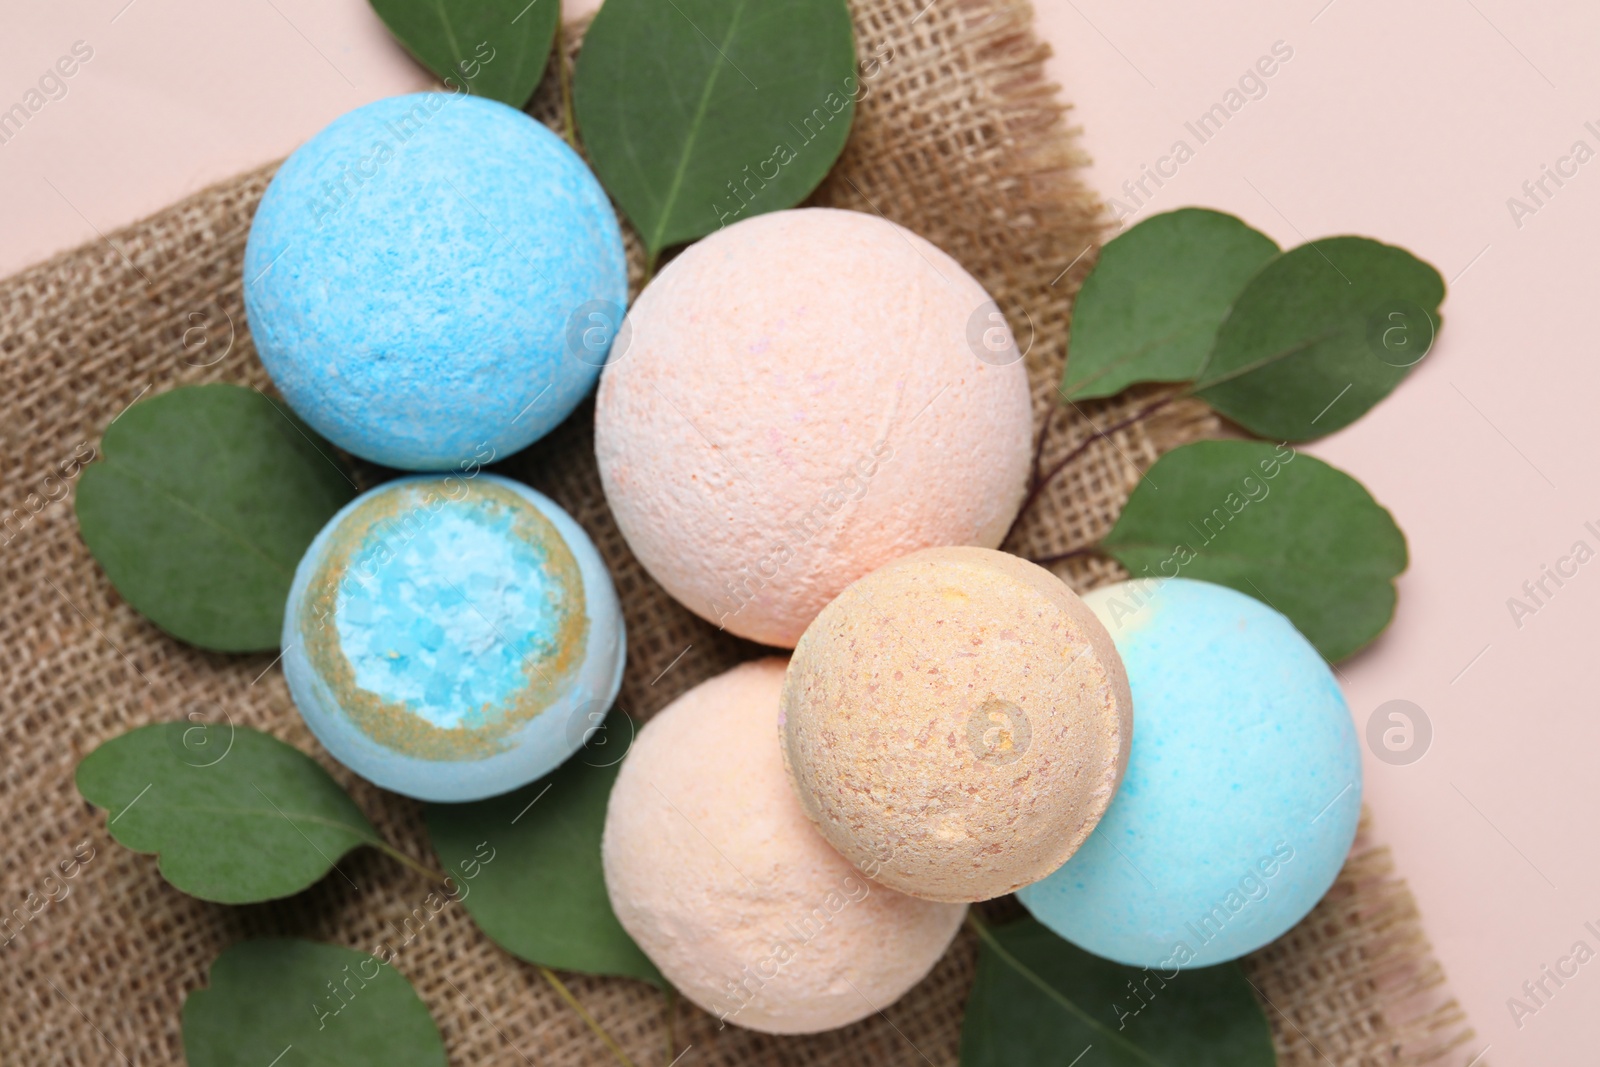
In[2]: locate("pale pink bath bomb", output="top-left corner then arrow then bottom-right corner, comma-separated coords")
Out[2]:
781,547 -> 1133,903
602,658 -> 965,1034
595,207 -> 1032,647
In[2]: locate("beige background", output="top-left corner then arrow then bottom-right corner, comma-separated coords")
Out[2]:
5,0 -> 1597,1061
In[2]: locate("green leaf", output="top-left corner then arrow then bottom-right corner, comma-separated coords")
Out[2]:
573,0 -> 857,257
1062,209 -> 1278,401
74,383 -> 355,653
77,722 -> 383,903
184,939 -> 447,1067
960,917 -> 1275,1067
367,0 -> 558,108
1194,236 -> 1445,441
1100,440 -> 1407,662
426,714 -> 665,987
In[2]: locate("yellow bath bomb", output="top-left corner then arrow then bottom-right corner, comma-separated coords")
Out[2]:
781,547 -> 1133,902
602,659 -> 964,1033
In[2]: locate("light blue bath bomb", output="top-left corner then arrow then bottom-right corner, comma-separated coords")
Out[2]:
244,92 -> 627,470
1017,578 -> 1361,968
282,473 -> 625,802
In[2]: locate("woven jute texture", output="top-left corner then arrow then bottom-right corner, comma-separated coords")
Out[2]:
0,0 -> 1478,1063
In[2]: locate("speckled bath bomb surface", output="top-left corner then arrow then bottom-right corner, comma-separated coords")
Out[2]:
595,207 -> 1033,647
781,547 -> 1133,903
602,659 -> 965,1034
1018,578 -> 1362,968
282,473 -> 624,802
245,92 -> 626,470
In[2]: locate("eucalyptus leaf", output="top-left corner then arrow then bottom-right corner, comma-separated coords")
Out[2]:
77,722 -> 382,904
367,0 -> 558,108
184,939 -> 446,1067
74,383 -> 355,653
1062,209 -> 1278,401
960,917 -> 1275,1067
1100,440 -> 1407,662
574,0 -> 857,257
1194,236 -> 1445,441
426,714 -> 664,987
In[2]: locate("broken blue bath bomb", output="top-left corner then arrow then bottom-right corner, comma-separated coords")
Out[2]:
282,473 -> 625,802
1017,578 -> 1361,968
244,92 -> 626,471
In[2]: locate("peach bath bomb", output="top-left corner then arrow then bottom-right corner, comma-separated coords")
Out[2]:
244,93 -> 626,470
282,473 -> 624,802
602,659 -> 964,1034
1017,579 -> 1362,968
594,207 -> 1032,647
781,547 -> 1133,903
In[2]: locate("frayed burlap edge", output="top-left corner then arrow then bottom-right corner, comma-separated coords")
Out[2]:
0,0 -> 1477,1063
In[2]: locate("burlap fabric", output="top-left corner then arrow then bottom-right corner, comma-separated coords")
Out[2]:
0,0 -> 1479,1062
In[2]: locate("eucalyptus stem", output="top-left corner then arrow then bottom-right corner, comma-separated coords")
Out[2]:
662,987 -> 678,1066
556,20 -> 578,150
540,966 -> 641,1067
1027,404 -> 1058,491
1027,544 -> 1102,568
1007,390 -> 1181,542
370,839 -> 448,884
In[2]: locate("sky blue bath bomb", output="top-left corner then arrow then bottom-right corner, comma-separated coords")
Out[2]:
1017,578 -> 1361,969
281,473 -> 625,802
244,93 -> 626,471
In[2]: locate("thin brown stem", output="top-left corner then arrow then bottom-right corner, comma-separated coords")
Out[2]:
556,20 -> 577,150
540,966 -> 640,1067
1007,391 -> 1181,541
662,987 -> 678,1066
1027,404 -> 1056,492
1028,545 -> 1102,568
